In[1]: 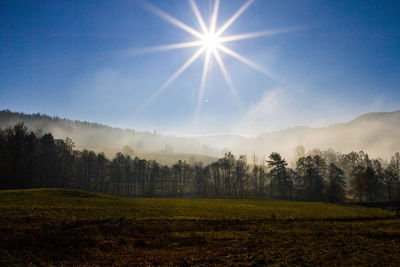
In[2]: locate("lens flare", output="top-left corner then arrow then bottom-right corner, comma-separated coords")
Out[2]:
136,0 -> 294,114
202,33 -> 220,50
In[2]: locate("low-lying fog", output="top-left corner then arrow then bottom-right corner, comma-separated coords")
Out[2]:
1,110 -> 400,161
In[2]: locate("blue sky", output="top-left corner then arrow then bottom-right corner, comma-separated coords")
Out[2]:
1,0 -> 399,135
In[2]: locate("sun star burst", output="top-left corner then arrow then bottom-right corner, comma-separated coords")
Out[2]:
202,33 -> 220,51
137,0 -> 290,115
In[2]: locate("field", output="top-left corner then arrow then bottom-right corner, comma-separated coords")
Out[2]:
1,189 -> 399,266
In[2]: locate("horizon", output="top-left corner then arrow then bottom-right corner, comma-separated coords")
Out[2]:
3,108 -> 400,138
1,0 -> 400,135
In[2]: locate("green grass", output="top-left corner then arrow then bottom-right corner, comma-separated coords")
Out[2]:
0,188 -> 394,221
0,189 -> 399,266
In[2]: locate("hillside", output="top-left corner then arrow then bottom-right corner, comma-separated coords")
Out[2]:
232,110 -> 400,159
78,145 -> 218,166
0,110 -> 221,160
188,133 -> 255,149
2,109 -> 400,161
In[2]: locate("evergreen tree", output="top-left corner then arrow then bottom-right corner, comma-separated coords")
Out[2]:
267,152 -> 289,199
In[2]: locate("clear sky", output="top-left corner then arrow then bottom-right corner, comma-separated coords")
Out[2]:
1,0 -> 399,135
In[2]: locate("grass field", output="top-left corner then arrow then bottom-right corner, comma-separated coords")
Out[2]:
1,189 -> 399,266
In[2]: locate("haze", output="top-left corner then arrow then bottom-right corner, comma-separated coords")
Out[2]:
1,1 -> 400,265
1,0 -> 399,136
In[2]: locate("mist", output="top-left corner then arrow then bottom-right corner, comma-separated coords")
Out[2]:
1,109 -> 400,164
0,110 -> 221,159
230,110 -> 400,161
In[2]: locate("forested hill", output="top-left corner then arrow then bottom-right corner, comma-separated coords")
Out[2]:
231,110 -> 400,160
0,110 -> 220,158
2,109 -> 400,161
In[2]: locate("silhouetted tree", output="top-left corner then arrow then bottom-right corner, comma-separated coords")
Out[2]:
267,152 -> 289,199
327,163 -> 346,202
296,155 -> 326,201
1,123 -> 400,202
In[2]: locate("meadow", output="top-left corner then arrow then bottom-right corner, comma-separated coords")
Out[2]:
1,189 -> 399,266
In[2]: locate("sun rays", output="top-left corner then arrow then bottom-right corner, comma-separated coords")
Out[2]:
137,0 -> 287,115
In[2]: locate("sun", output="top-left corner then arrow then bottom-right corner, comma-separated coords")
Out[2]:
202,33 -> 220,51
137,0 -> 290,115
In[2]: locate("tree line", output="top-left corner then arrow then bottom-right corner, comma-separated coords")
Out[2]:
1,123 -> 399,202
0,109 -> 220,156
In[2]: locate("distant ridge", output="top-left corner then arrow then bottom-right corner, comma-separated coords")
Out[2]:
1,109 -> 400,160
0,110 -> 221,159
232,110 -> 400,159
349,110 -> 400,124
